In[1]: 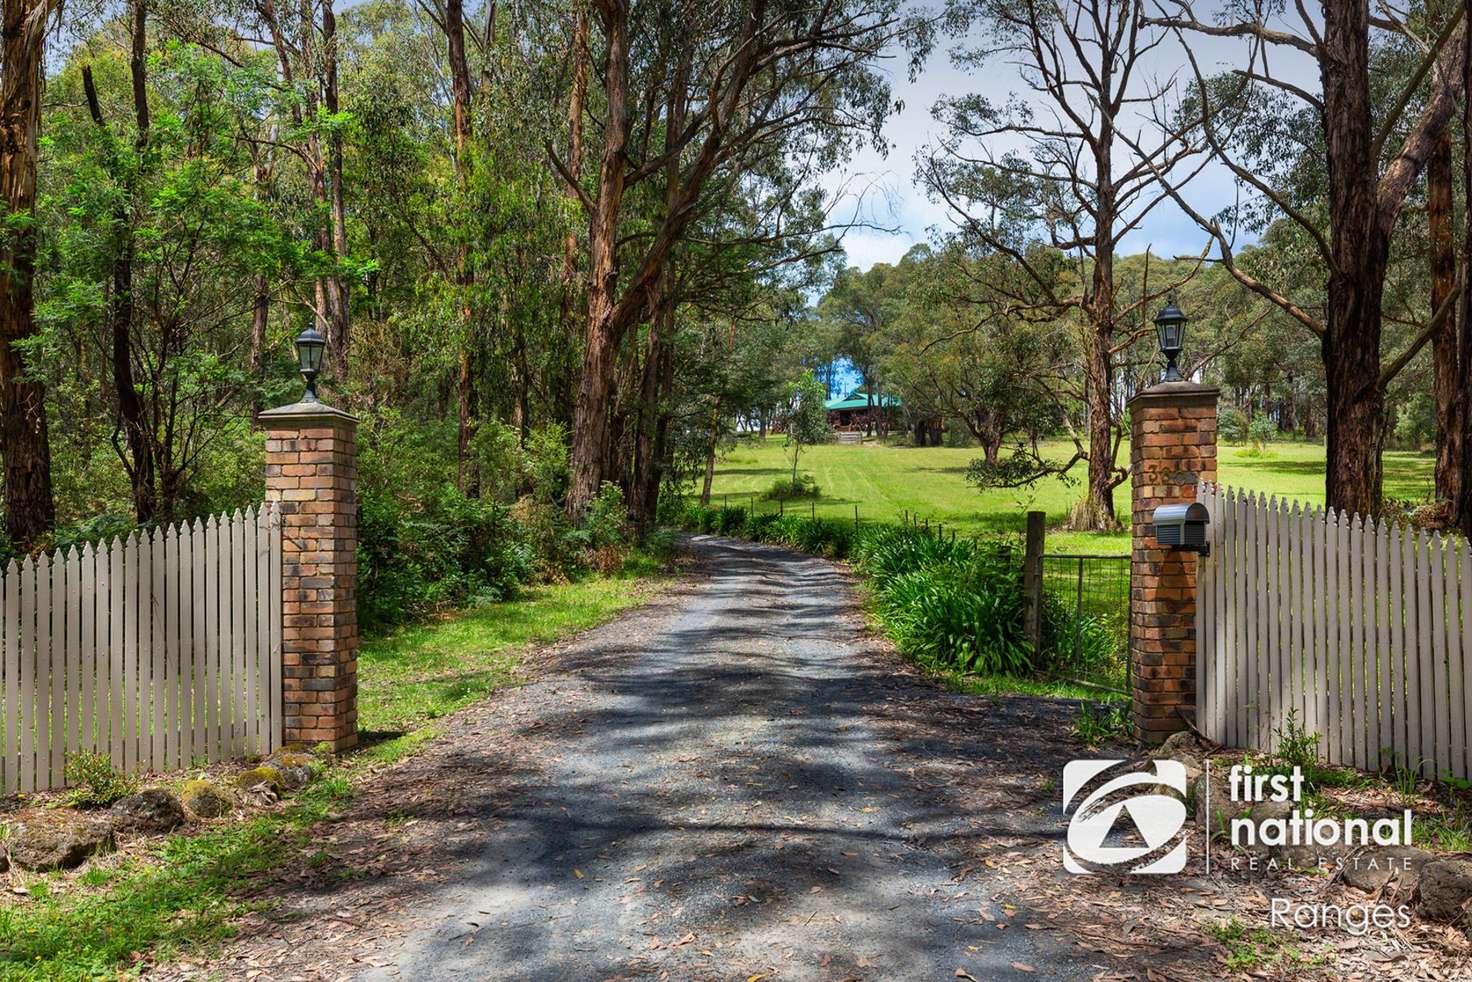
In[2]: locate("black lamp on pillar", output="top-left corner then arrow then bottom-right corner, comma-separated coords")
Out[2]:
294,326 -> 327,403
1154,297 -> 1187,383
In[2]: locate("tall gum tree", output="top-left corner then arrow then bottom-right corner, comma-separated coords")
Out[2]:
0,0 -> 57,548
1143,0 -> 1466,519
556,0 -> 907,518
922,0 -> 1206,530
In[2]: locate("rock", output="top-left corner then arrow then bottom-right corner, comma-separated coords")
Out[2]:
262,750 -> 319,792
234,765 -> 284,793
1193,771 -> 1251,839
1342,846 -> 1430,894
6,813 -> 115,871
110,789 -> 187,834
1276,840 -> 1345,873
179,780 -> 236,819
1417,858 -> 1472,923
1149,731 -> 1206,780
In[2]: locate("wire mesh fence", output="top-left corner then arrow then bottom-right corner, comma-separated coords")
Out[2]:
1039,553 -> 1131,689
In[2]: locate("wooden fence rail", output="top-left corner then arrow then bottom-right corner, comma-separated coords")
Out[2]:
1196,483 -> 1472,779
1,504 -> 282,793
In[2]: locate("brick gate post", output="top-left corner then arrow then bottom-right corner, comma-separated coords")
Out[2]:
260,400 -> 359,750
1128,381 -> 1218,745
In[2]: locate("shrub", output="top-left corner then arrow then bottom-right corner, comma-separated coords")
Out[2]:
1247,415 -> 1277,454
1039,599 -> 1121,673
764,474 -> 820,500
358,484 -> 533,633
65,751 -> 138,808
583,482 -> 629,551
716,506 -> 748,535
1219,406 -> 1249,445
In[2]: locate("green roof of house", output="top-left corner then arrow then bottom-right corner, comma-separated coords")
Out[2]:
824,389 -> 900,411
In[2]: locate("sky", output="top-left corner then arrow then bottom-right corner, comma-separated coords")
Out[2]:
825,2 -> 1324,272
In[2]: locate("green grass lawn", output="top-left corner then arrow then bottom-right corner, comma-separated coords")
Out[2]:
0,558 -> 668,981
707,438 -> 1436,554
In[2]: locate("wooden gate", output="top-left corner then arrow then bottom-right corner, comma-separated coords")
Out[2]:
1195,484 -> 1472,779
1,504 -> 282,793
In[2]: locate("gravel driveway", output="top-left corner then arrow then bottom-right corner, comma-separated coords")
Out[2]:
175,534 -> 1105,981
348,535 -> 1094,981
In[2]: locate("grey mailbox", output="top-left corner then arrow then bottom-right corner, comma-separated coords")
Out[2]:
1153,502 -> 1210,554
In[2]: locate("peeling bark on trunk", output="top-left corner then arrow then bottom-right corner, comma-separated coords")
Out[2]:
566,0 -> 630,519
0,0 -> 54,548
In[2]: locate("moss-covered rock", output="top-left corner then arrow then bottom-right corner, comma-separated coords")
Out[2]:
179,780 -> 237,819
234,765 -> 284,792
263,750 -> 320,791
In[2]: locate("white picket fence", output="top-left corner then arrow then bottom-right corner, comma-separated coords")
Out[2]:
1196,484 -> 1472,779
0,504 -> 282,793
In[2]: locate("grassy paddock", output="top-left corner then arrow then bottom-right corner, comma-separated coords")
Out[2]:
0,558 -> 668,980
707,438 -> 1436,554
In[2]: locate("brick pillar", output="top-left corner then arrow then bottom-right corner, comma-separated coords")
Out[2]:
1128,381 -> 1218,745
260,401 -> 359,751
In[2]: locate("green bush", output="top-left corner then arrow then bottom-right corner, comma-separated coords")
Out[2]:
1219,406 -> 1249,445
358,486 -> 534,634
65,751 -> 139,808
764,474 -> 820,500
1039,598 -> 1121,672
716,506 -> 748,535
855,529 -> 1033,675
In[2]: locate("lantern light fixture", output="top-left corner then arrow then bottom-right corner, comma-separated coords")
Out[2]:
293,326 -> 327,403
1154,297 -> 1187,383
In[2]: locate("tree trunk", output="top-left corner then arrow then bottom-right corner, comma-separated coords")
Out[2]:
1459,16 -> 1472,536
0,0 -> 53,548
443,0 -> 478,491
555,6 -> 589,428
323,0 -> 350,374
1320,0 -> 1386,519
1072,319 -> 1119,530
566,0 -> 630,519
631,303 -> 667,528
1071,56 -> 1120,533
84,28 -> 157,526
1429,132 -> 1463,510
701,404 -> 719,507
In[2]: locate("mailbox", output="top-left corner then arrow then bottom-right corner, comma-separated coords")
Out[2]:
1153,502 -> 1210,554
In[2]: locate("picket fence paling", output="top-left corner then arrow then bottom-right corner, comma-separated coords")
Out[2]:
0,504 -> 282,793
1197,484 -> 1471,779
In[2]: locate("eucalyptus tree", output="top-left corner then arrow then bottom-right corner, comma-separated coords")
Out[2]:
1142,0 -> 1465,519
556,0 -> 910,518
1,0 -> 60,547
922,0 -> 1206,530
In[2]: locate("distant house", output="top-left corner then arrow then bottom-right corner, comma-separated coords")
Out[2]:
824,388 -> 900,433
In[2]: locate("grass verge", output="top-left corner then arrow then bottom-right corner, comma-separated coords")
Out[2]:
0,554 -> 670,980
